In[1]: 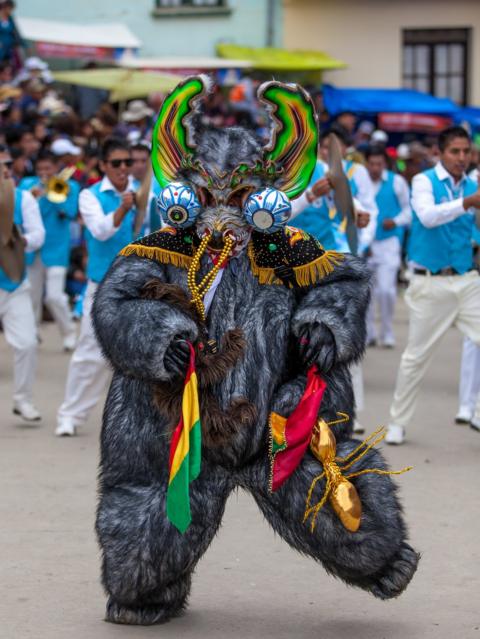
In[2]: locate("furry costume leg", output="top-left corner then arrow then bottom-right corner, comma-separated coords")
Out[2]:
97,464 -> 232,625
241,441 -> 419,600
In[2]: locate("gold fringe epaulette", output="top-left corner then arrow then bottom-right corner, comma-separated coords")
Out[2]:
119,243 -> 193,269
248,226 -> 344,287
118,227 -> 197,270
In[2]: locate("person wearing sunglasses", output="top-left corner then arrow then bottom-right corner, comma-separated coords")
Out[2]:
0,144 -> 45,423
56,137 -> 136,436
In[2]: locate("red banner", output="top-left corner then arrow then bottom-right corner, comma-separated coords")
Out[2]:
378,112 -> 452,133
36,42 -> 131,60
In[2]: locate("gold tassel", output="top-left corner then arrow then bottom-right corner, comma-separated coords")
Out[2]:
119,243 -> 195,270
304,417 -> 412,533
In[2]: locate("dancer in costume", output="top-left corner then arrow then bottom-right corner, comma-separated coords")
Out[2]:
365,146 -> 411,348
387,126 -> 480,444
0,144 -> 45,422
293,130 -> 374,434
19,150 -> 78,351
93,77 -> 418,625
55,138 -> 136,436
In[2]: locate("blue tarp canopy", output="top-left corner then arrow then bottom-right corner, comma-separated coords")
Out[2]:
454,107 -> 480,129
323,84 -> 459,116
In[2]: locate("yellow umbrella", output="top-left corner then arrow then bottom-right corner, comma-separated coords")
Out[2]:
53,68 -> 181,102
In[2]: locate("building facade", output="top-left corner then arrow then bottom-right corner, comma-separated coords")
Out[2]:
283,0 -> 480,105
17,0 -> 283,59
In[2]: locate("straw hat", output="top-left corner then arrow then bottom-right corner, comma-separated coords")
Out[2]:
121,100 -> 153,123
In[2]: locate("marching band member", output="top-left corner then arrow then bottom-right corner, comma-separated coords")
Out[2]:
55,138 -> 136,436
130,142 -> 162,235
387,126 -> 480,445
19,150 -> 78,350
365,146 -> 411,348
0,144 -> 45,422
291,129 -> 376,434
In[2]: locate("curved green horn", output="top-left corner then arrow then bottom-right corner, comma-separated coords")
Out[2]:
151,75 -> 212,188
258,81 -> 318,199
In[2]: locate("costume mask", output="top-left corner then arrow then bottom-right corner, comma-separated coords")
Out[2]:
152,75 -> 318,251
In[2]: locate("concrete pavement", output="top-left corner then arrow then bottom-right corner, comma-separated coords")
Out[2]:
1,296 -> 479,639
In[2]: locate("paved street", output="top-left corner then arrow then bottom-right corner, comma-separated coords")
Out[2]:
1,295 -> 479,639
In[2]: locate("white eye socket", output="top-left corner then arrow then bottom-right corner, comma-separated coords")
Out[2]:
243,187 -> 292,234
252,209 -> 274,230
157,182 -> 202,229
167,205 -> 188,225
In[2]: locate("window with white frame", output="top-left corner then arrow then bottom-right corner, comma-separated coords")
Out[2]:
402,28 -> 470,105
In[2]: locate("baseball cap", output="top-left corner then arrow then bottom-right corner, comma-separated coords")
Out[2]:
51,138 -> 81,156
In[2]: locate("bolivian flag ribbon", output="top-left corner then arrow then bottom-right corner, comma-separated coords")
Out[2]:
269,365 -> 326,492
167,341 -> 202,533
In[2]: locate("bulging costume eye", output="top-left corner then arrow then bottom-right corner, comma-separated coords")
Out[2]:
157,182 -> 202,228
243,187 -> 292,233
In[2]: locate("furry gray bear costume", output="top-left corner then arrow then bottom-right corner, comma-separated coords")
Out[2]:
92,76 -> 418,625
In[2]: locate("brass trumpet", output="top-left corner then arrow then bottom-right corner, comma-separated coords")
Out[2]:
45,166 -> 76,204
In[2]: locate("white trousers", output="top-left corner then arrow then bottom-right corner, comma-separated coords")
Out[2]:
0,280 -> 37,403
351,361 -> 364,413
389,270 -> 480,429
458,337 -> 480,417
367,238 -> 401,343
28,255 -> 75,338
57,281 -> 111,425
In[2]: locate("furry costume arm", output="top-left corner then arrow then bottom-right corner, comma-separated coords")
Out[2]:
292,255 -> 370,366
92,255 -> 199,382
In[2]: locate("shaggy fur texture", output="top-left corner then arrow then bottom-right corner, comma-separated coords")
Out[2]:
141,279 -> 257,447
92,126 -> 418,626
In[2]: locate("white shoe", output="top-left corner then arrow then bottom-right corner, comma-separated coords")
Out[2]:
455,406 -> 472,425
353,420 -> 365,434
385,424 -> 405,445
13,400 -> 42,422
381,337 -> 396,349
470,417 -> 480,433
55,418 -> 77,437
63,332 -> 77,352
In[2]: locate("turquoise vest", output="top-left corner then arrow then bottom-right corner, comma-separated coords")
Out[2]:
19,177 -> 78,268
0,190 -> 26,292
374,171 -> 404,242
330,160 -> 361,253
293,161 -> 336,250
408,166 -> 477,273
149,177 -> 163,234
85,182 -> 135,283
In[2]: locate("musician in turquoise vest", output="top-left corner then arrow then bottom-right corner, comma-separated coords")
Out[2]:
0,144 -> 45,422
19,150 -> 79,351
365,147 -> 411,349
56,138 -> 136,436
387,126 -> 480,445
290,158 -> 337,250
318,128 -> 378,255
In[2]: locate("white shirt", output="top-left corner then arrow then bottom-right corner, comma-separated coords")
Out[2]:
21,190 -> 45,252
79,175 -> 136,241
371,170 -> 412,228
349,162 -> 378,251
411,162 -> 474,229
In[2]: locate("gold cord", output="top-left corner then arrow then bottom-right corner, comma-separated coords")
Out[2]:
187,236 -> 233,321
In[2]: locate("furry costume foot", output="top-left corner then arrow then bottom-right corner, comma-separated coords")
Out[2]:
368,542 -> 420,600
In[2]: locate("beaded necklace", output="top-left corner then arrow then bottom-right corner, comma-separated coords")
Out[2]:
187,236 -> 234,321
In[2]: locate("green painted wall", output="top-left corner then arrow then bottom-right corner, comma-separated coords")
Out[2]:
17,0 -> 283,57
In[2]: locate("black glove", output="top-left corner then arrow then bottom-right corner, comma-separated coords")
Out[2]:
298,322 -> 336,374
164,339 -> 190,378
